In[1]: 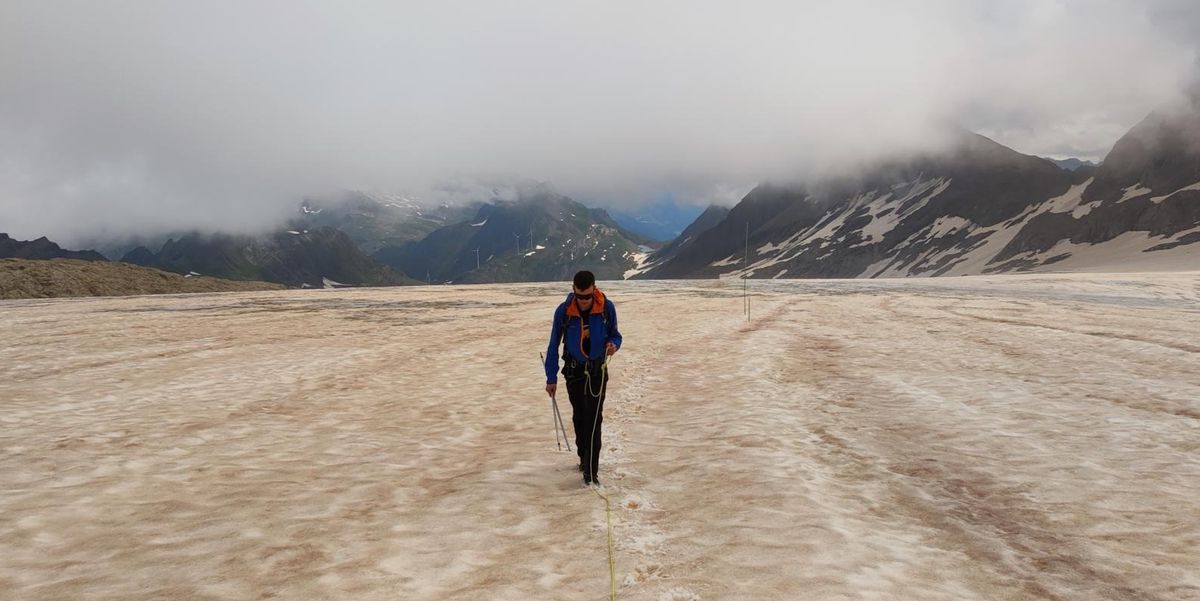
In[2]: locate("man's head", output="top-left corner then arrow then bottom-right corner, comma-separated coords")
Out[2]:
572,270 -> 596,307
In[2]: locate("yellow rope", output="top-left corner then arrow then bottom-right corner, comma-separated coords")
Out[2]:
591,485 -> 617,601
584,355 -> 617,601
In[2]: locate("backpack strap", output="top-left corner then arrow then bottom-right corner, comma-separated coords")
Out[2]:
561,296 -> 609,331
559,294 -> 610,357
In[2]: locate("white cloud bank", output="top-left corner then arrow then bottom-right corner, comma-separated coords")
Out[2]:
1,1 -> 1197,244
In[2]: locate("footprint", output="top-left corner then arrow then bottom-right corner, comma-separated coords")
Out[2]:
622,562 -> 662,585
622,493 -> 651,511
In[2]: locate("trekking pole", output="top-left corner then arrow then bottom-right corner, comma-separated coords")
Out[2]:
551,396 -> 562,451
540,353 -> 572,452
551,392 -> 571,451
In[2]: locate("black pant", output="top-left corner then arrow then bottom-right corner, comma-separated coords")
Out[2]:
565,361 -> 607,479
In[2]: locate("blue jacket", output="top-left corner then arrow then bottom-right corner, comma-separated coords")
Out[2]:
544,290 -> 622,384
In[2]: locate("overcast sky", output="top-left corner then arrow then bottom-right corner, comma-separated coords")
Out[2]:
2,0 -> 1198,244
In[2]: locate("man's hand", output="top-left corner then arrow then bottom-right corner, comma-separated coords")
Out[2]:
545,383 -> 557,397
606,341 -> 618,356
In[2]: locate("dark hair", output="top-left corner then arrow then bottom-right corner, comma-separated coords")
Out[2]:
573,270 -> 596,290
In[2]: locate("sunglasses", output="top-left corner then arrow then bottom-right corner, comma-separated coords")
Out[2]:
574,292 -> 594,300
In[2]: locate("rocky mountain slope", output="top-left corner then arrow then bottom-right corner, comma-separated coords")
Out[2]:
296,192 -> 481,255
1,233 -> 108,262
373,186 -> 652,283
0,258 -> 284,299
121,227 -> 414,288
638,96 -> 1200,279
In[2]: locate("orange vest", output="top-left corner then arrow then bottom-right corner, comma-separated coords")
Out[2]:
564,289 -> 607,359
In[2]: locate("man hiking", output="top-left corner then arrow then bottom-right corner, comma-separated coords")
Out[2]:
544,270 -> 622,486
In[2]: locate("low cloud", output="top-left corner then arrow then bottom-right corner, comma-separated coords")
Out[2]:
1,1 -> 1197,245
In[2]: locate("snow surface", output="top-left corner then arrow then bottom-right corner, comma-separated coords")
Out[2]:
1149,180 -> 1200,204
995,228 -> 1200,273
926,215 -> 972,238
2,273 -> 1199,600
734,177 -> 951,278
709,254 -> 741,268
624,251 -> 657,279
1117,183 -> 1153,203
857,178 -> 950,245
859,178 -> 1200,278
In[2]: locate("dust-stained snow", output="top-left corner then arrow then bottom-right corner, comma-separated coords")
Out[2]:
860,177 -> 1200,278
732,177 -> 952,279
2,273 -> 1199,600
926,215 -> 973,238
709,254 -> 741,267
1150,180 -> 1200,204
984,229 -> 1200,274
857,177 -> 951,245
624,251 -> 658,279
1117,183 -> 1153,203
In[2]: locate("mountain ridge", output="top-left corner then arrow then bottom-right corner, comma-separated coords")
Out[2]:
373,187 -> 651,283
121,227 -> 415,288
638,114 -> 1199,279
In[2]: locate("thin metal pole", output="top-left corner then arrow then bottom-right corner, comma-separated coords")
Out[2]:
551,397 -> 562,450
744,222 -> 749,321
539,353 -> 572,451
552,395 -> 571,451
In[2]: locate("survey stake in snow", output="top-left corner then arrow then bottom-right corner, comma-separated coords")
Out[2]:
544,270 -> 623,487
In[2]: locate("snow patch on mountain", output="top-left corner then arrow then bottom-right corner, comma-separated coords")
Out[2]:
928,216 -> 973,238
1117,183 -> 1152,203
859,178 -> 951,244
995,228 -> 1200,273
710,254 -> 742,268
1149,180 -> 1200,204
721,177 -> 954,279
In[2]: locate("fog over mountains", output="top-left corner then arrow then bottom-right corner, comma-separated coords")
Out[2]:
4,89 -> 1199,288
4,91 -> 1199,288
4,2 -> 1200,245
2,2 -> 1199,287
634,93 -> 1200,279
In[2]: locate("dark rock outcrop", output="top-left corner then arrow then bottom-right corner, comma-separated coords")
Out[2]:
0,234 -> 108,262
122,227 -> 413,288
